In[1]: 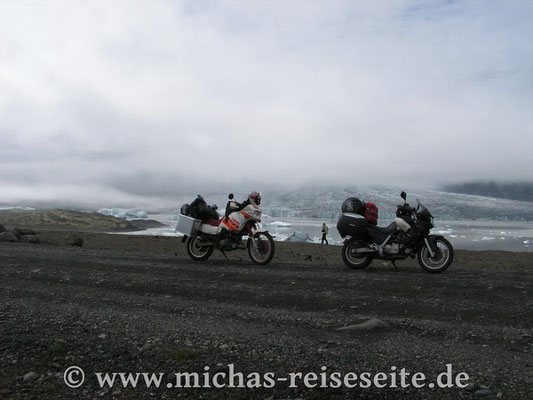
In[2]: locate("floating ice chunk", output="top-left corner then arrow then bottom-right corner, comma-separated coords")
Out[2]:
285,231 -> 314,243
435,230 -> 453,235
162,232 -> 181,237
481,236 -> 496,241
268,221 -> 293,227
271,233 -> 289,241
97,208 -> 148,219
524,239 -> 531,245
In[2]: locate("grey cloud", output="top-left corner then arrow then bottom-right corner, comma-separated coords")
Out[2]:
0,0 -> 531,208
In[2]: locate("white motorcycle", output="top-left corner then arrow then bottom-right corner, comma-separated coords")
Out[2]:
176,192 -> 275,265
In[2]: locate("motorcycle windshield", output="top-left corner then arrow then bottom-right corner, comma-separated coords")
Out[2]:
417,203 -> 433,219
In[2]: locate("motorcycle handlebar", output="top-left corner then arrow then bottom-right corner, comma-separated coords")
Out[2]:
397,204 -> 416,213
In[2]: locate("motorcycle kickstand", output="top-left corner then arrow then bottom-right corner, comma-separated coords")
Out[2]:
220,250 -> 229,261
391,260 -> 398,271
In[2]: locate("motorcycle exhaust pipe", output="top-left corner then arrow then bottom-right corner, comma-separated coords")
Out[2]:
354,247 -> 376,253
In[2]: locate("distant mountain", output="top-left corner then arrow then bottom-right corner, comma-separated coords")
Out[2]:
442,181 -> 533,203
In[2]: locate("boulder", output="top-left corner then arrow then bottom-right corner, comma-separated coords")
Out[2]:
22,371 -> 39,383
336,318 -> 389,331
66,234 -> 83,247
19,235 -> 40,244
0,232 -> 18,242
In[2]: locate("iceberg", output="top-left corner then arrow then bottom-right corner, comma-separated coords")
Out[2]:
268,221 -> 293,227
97,208 -> 148,219
285,231 -> 314,243
271,233 -> 290,241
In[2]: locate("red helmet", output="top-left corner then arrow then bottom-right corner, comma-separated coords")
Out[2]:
249,191 -> 261,205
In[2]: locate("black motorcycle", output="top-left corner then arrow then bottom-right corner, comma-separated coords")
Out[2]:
337,192 -> 454,273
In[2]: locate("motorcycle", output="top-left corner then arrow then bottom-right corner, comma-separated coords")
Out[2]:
177,193 -> 275,265
337,191 -> 454,273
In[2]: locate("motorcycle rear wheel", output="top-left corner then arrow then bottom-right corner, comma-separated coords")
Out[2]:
342,241 -> 372,269
247,232 -> 275,265
417,237 -> 454,273
186,236 -> 214,261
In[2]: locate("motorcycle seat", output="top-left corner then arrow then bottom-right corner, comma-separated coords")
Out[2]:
204,219 -> 222,227
368,222 -> 397,235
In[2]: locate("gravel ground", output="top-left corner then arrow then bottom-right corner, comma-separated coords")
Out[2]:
1,231 -> 532,399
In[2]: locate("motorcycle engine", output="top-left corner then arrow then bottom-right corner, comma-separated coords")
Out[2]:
219,236 -> 244,251
219,239 -> 233,251
384,242 -> 400,255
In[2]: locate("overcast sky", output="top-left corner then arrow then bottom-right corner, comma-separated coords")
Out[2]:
1,0 -> 532,208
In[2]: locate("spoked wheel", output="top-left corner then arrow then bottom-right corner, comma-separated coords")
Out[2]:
417,237 -> 454,273
247,231 -> 275,265
342,240 -> 373,269
186,236 -> 214,261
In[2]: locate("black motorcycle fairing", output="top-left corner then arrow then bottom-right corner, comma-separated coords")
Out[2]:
367,222 -> 397,244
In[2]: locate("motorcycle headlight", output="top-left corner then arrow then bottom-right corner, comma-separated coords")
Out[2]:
430,216 -> 434,225
253,210 -> 262,219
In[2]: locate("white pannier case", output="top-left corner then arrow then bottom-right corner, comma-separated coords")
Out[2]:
175,215 -> 201,236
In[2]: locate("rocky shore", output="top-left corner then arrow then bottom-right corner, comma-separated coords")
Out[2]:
0,231 -> 532,399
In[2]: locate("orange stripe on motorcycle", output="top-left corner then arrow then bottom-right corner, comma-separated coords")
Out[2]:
223,218 -> 239,230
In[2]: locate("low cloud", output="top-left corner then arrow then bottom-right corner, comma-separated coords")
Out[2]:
0,1 -> 531,208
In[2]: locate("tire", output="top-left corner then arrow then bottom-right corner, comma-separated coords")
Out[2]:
186,236 -> 213,261
342,240 -> 373,269
417,237 -> 454,273
247,231 -> 275,265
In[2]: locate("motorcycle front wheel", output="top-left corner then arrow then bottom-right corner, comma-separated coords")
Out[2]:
417,237 -> 454,273
186,236 -> 214,261
342,240 -> 372,269
247,232 -> 275,265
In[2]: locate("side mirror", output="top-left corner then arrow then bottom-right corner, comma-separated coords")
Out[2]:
228,193 -> 234,200
400,191 -> 407,202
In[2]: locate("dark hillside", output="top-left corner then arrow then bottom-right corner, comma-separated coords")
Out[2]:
443,181 -> 533,202
0,209 -> 141,231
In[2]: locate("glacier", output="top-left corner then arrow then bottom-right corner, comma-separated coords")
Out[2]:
259,186 -> 533,221
108,186 -> 533,251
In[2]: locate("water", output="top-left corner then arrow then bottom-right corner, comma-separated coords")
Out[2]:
263,217 -> 533,251
118,213 -> 533,252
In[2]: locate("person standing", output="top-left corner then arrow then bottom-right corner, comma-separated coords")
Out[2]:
321,223 -> 329,245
